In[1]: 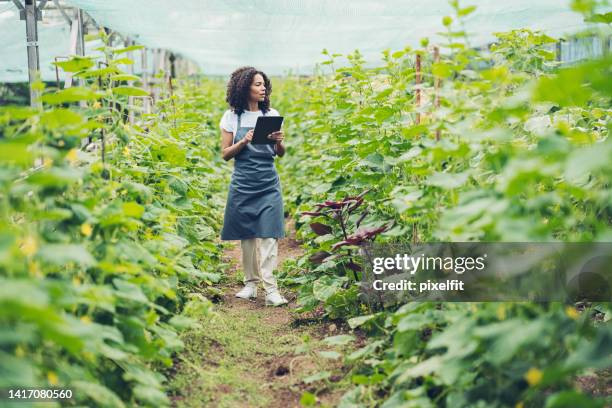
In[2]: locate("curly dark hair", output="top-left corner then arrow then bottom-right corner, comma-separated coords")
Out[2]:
225,66 -> 272,116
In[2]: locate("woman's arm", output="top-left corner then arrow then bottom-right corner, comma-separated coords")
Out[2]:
274,141 -> 285,157
221,129 -> 252,161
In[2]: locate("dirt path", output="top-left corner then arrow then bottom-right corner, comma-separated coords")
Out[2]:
169,222 -> 353,408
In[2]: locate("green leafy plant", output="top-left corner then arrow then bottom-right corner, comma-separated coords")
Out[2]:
0,30 -> 229,407
274,1 -> 611,406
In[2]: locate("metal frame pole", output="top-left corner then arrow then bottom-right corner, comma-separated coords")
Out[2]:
64,21 -> 77,87
75,8 -> 85,56
24,0 -> 41,107
75,8 -> 86,106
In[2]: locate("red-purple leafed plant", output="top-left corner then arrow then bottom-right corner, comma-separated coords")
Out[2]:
300,189 -> 392,281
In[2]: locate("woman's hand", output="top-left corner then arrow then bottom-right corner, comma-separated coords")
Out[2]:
267,130 -> 284,144
271,130 -> 286,157
241,129 -> 254,145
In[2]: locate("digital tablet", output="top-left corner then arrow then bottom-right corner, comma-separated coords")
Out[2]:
252,116 -> 284,144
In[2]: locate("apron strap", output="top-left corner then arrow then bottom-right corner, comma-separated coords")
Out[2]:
237,108 -> 264,130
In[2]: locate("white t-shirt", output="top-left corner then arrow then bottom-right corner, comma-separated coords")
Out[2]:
219,108 -> 280,135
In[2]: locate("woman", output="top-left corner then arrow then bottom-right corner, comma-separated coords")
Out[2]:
219,66 -> 289,307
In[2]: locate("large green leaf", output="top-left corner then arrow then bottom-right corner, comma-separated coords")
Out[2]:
425,171 -> 470,189
0,351 -> 37,388
27,167 -> 82,187
112,86 -> 149,97
347,313 -> 378,329
113,279 -> 149,304
41,87 -> 103,105
72,381 -> 126,408
545,391 -> 604,408
113,44 -> 145,55
52,56 -> 95,73
312,275 -> 344,301
36,244 -> 96,267
0,142 -> 33,166
322,334 -> 355,346
303,370 -> 332,384
40,109 -> 84,129
110,74 -> 141,82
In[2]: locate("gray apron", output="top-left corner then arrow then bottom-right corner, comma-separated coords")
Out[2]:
221,111 -> 285,240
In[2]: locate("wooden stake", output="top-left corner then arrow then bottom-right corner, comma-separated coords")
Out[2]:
415,53 -> 421,125
141,48 -> 151,114
126,38 -> 135,125
414,53 -> 423,244
169,76 -> 177,130
434,46 -> 441,141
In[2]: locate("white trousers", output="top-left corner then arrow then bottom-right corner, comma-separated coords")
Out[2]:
240,238 -> 279,295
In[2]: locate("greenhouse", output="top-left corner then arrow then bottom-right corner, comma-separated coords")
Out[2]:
1,0 -> 611,407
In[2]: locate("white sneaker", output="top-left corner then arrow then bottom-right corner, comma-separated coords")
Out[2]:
235,283 -> 257,300
265,289 -> 288,306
